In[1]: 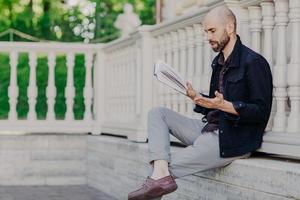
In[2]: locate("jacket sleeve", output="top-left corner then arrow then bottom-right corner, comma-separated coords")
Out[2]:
227,57 -> 273,124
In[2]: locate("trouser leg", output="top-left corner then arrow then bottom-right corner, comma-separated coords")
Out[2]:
169,131 -> 250,178
147,107 -> 205,163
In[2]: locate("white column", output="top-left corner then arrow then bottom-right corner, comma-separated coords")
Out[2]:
165,33 -> 173,109
135,26 -> 154,142
287,0 -> 300,133
178,29 -> 187,114
8,51 -> 18,120
84,52 -> 93,121
194,24 -> 204,92
92,49 -> 104,135
272,0 -> 289,132
248,6 -> 262,53
158,36 -> 166,107
171,31 -> 180,112
261,2 -> 275,68
261,1 -> 275,131
186,26 -> 195,115
65,52 -> 75,121
224,0 -> 250,45
202,38 -> 212,95
152,39 -> 159,107
46,52 -> 56,120
27,51 -> 38,120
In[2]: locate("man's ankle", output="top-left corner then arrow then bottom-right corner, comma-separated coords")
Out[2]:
151,169 -> 170,180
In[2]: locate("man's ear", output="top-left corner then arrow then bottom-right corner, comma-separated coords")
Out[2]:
226,22 -> 235,34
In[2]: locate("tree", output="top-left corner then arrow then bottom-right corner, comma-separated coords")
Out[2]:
92,0 -> 156,42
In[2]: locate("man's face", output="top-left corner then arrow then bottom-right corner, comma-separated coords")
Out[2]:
203,19 -> 230,52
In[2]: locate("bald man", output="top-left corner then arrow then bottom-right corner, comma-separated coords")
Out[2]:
128,5 -> 272,200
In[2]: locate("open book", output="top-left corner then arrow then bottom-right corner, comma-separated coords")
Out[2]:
154,60 -> 187,95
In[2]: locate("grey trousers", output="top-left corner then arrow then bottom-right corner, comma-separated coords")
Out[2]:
148,107 -> 250,179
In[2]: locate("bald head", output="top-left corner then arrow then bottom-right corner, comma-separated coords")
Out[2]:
202,6 -> 237,53
204,6 -> 236,32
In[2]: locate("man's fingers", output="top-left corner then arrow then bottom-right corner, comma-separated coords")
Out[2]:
215,90 -> 223,98
186,81 -> 192,89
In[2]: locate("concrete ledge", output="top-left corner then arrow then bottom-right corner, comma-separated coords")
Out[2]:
0,135 -> 87,186
87,135 -> 300,200
1,134 -> 299,200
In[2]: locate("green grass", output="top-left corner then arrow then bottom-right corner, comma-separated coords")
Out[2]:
0,53 -> 87,120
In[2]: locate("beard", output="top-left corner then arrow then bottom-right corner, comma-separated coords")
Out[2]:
209,31 -> 230,52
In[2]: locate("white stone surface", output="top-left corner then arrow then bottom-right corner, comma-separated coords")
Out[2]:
87,135 -> 300,200
0,135 -> 87,186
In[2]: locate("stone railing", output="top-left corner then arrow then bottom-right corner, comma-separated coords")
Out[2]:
0,0 -> 299,159
0,42 -> 100,133
99,0 -> 300,158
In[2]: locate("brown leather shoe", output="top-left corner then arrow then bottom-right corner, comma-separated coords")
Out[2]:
128,175 -> 177,200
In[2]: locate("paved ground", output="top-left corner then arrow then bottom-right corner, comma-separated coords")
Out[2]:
0,186 -> 118,200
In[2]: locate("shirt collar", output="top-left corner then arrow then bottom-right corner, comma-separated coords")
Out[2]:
211,35 -> 242,70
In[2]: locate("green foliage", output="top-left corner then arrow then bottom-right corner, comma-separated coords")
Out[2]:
0,53 -> 86,119
0,0 -> 155,119
93,0 -> 156,42
0,0 -> 156,42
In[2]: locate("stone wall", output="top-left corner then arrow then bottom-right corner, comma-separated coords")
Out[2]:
1,134 -> 299,200
87,135 -> 300,200
0,135 -> 86,185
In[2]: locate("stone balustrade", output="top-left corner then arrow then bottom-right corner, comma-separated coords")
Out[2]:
99,0 -> 300,158
0,42 -> 99,133
0,0 -> 299,159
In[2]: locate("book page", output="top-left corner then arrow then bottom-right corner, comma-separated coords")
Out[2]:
154,60 -> 187,95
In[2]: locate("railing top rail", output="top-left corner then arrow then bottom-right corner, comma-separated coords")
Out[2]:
148,6 -> 209,37
0,41 -> 102,53
101,36 -> 136,52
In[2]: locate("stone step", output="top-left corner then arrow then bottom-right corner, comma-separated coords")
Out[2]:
87,135 -> 300,200
0,135 -> 87,186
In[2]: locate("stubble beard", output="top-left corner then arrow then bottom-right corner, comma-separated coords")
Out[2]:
211,31 -> 230,52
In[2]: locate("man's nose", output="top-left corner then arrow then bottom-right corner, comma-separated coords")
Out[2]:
206,32 -> 213,41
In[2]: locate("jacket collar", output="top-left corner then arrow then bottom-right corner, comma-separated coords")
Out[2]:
211,35 -> 242,70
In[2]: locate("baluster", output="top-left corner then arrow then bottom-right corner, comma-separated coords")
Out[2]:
194,24 -> 204,92
186,26 -> 195,115
152,38 -> 159,107
194,24 -> 204,118
202,38 -> 212,95
171,31 -> 179,112
249,6 -> 262,53
28,52 -> 38,120
125,47 -> 129,120
46,52 -> 56,120
178,29 -> 187,114
262,2 -> 275,69
272,0 -> 289,132
287,0 -> 300,133
65,52 -> 75,120
165,33 -> 173,109
261,1 -> 275,131
8,51 -> 18,120
84,52 -> 93,121
158,36 -> 166,107
136,44 -> 142,120
129,46 -> 135,116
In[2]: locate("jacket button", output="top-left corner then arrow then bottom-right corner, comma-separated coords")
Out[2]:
221,152 -> 225,155
220,130 -> 223,133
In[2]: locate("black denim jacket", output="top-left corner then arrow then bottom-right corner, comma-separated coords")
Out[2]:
194,35 -> 273,158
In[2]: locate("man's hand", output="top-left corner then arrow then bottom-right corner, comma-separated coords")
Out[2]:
194,90 -> 239,115
186,82 -> 198,100
194,91 -> 225,109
